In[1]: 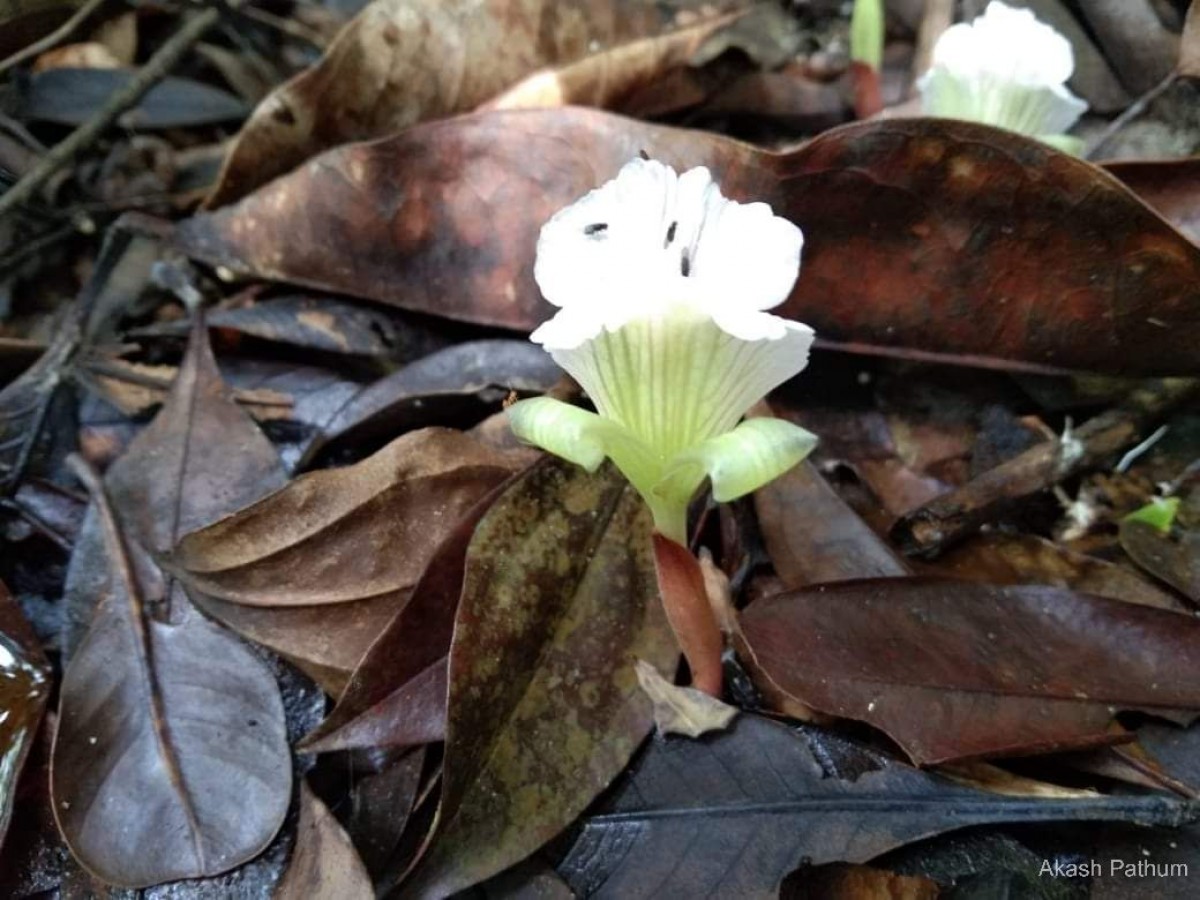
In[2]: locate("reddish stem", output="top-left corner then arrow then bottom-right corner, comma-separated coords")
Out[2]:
652,533 -> 724,697
850,61 -> 883,119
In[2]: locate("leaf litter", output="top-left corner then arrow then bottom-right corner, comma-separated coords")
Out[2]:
2,0 -> 1200,896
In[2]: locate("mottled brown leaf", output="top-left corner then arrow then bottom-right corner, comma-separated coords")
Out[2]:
206,0 -> 750,205
52,321 -> 290,887
178,111 -> 1200,375
740,579 -> 1200,765
401,459 -> 678,898
275,782 -> 372,900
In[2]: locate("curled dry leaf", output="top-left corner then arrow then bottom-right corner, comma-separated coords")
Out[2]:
275,782 -> 373,900
482,10 -> 745,112
172,427 -> 525,607
178,112 -> 1200,375
171,428 -> 527,694
740,579 -> 1200,766
299,479 -> 510,755
52,321 -> 291,888
634,659 -> 737,738
206,0 -> 751,206
556,714 -> 1197,897
402,459 -> 678,898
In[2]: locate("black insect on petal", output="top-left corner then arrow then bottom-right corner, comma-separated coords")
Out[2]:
584,223 -> 608,236
681,249 -> 691,277
638,149 -> 650,160
665,221 -> 677,247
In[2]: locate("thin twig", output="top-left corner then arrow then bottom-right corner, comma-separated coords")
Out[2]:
0,0 -> 111,78
1086,73 -> 1176,160
0,8 -> 220,221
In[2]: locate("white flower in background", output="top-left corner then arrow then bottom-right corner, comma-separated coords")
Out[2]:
919,1 -> 1088,152
508,158 -> 817,543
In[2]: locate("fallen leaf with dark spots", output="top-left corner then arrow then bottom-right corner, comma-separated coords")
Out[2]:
740,579 -> 1200,765
52,320 -> 291,887
556,715 -> 1197,898
178,111 -> 1200,375
401,459 -> 678,898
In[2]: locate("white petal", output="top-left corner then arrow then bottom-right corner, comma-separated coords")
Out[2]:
532,157 -> 804,329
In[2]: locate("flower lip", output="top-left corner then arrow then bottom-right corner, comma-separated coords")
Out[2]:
531,157 -> 804,350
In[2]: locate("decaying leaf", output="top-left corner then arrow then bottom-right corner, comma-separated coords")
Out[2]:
740,579 -> 1200,765
275,782 -> 373,900
635,659 -> 737,738
178,112 -> 1200,375
52,321 -> 291,887
206,0 -> 751,205
556,715 -> 1198,897
401,459 -> 678,898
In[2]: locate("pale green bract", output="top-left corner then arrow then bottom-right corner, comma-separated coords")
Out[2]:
507,158 -> 817,542
918,1 -> 1087,154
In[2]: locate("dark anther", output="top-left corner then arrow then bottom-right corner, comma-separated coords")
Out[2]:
681,250 -> 691,277
584,223 -> 608,236
665,221 -> 677,246
638,149 -> 650,160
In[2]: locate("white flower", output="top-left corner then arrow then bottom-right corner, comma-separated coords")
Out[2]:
919,1 -> 1087,151
508,158 -> 817,542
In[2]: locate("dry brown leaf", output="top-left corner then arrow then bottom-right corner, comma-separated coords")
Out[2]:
635,659 -> 738,738
206,0 -> 752,206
